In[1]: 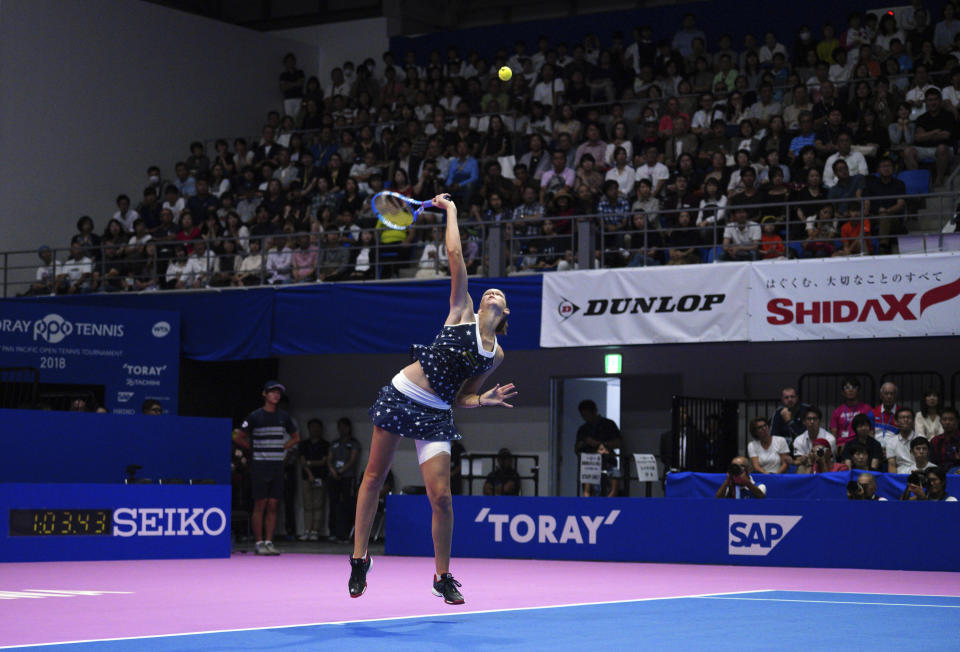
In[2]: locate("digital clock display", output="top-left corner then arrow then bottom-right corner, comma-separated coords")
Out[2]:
9,509 -> 113,536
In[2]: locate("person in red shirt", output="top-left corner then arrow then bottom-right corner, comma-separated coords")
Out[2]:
830,377 -> 872,447
930,407 -> 960,471
759,216 -> 785,258
837,206 -> 871,256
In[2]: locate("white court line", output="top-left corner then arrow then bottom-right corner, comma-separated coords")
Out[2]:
0,589 -> 774,649
692,596 -> 960,609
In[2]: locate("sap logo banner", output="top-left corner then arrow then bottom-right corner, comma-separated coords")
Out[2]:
113,507 -> 227,537
475,507 -> 620,544
728,515 -> 802,556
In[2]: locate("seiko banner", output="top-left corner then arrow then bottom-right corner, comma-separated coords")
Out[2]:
0,304 -> 179,413
749,252 -> 960,341
385,495 -> 960,571
0,483 -> 231,562
539,265 -> 750,347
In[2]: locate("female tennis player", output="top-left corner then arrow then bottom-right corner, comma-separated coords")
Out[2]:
349,193 -> 516,605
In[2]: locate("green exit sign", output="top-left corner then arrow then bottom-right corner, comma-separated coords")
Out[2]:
604,354 -> 622,374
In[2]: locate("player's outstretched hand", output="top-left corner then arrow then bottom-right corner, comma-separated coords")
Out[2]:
433,193 -> 454,210
481,383 -> 518,408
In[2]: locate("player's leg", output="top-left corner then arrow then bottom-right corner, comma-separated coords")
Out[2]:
252,498 -> 266,541
353,426 -> 401,559
419,447 -> 453,576
264,498 -> 279,542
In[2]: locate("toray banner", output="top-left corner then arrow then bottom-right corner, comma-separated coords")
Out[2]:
539,264 -> 750,347
386,495 -> 960,571
0,304 -> 179,414
749,252 -> 960,341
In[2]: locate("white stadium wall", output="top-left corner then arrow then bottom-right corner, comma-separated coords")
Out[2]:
274,17 -> 390,85
0,0 -> 315,255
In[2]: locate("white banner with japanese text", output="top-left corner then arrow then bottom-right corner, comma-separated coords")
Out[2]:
748,253 -> 960,341
539,265 -> 750,347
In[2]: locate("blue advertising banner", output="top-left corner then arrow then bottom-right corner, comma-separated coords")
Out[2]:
0,409 -> 231,485
385,495 -> 960,571
666,471 -> 960,502
0,483 -> 230,562
0,303 -> 179,413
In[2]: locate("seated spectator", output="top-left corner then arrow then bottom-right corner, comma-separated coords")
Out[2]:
907,88 -> 957,187
930,407 -> 960,470
792,407 -> 837,473
915,389 -> 944,441
721,206 -> 760,261
759,216 -> 785,259
597,180 -> 630,253
829,377 -> 872,447
903,437 -> 936,474
862,157 -> 906,254
872,382 -> 902,436
209,239 -> 239,287
61,242 -> 96,294
574,123 -> 607,169
635,146 -> 670,197
265,236 -> 293,285
845,442 -> 872,471
604,147 -> 635,199
71,216 -> 101,261
232,239 -> 263,286
540,150 -> 575,205
839,414 -> 885,471
113,194 -> 140,233
574,154 -> 603,200
822,133 -> 868,188
847,473 -> 886,501
28,245 -> 62,296
666,210 -> 701,265
483,448 -> 521,496
806,438 -> 849,474
747,417 -> 790,474
920,467 -> 957,501
291,235 -> 318,282
348,230 -> 376,281
696,177 -> 727,229
445,140 -> 480,205
715,456 -> 767,498
835,206 -> 871,256
164,244 -> 202,289
770,387 -> 811,444
883,407 -> 919,473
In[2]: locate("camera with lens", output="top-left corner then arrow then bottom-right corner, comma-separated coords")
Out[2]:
816,447 -> 825,458
846,480 -> 864,499
728,463 -> 744,477
907,470 -> 929,489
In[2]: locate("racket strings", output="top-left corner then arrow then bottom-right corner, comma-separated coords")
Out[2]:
373,194 -> 416,229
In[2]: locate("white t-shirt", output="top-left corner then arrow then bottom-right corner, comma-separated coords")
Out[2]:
747,436 -> 789,473
792,429 -> 837,456
604,165 -> 636,197
533,79 -> 565,106
61,257 -> 92,282
635,162 -> 670,189
886,432 -> 921,474
723,221 -> 761,245
822,151 -> 869,187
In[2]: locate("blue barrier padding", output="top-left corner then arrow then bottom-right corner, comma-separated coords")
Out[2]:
8,276 -> 543,360
0,409 -> 231,484
0,483 -> 231,561
666,471 -> 960,501
385,495 -> 960,571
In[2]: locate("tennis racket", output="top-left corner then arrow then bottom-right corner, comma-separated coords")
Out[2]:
370,191 -> 448,230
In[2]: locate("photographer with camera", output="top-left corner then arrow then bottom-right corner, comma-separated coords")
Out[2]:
921,468 -> 957,501
715,456 -> 767,499
847,473 -> 886,501
792,407 -> 836,473
806,438 -> 849,474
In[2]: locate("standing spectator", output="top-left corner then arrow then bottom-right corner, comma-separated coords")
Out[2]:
672,13 -> 706,58
929,407 -> 960,471
279,53 -> 305,118
915,389 -> 944,441
872,382 -> 902,438
863,157 -> 907,254
715,456 -> 766,499
327,417 -> 361,543
298,418 -> 329,541
908,89 -> 957,187
885,407 -> 920,473
792,407 -> 837,473
770,387 -> 812,444
233,381 -> 300,556
829,377 -> 872,447
575,400 -> 622,496
747,417 -> 790,474
839,414 -> 885,471
483,448 -> 521,496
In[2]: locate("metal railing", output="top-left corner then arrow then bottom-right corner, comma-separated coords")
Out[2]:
4,190 -> 959,298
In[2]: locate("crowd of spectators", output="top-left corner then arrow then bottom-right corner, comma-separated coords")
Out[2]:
707,380 -> 959,500
25,4 -> 960,295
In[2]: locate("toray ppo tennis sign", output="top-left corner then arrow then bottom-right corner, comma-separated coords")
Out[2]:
0,304 -> 179,414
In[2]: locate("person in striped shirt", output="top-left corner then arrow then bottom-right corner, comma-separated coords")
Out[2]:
234,381 -> 300,555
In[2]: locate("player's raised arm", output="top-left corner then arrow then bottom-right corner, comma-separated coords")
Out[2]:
435,194 -> 472,321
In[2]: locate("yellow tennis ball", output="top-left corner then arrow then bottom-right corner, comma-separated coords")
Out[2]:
498,66 -> 512,82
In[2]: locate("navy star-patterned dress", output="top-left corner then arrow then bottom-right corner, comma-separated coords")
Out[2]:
369,320 -> 498,441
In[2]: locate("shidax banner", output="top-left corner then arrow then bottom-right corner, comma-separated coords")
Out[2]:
539,265 -> 750,347
749,253 -> 960,341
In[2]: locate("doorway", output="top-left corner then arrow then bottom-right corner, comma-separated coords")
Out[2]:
550,377 -> 620,496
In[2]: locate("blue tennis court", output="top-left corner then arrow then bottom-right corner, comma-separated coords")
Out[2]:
7,590 -> 957,650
